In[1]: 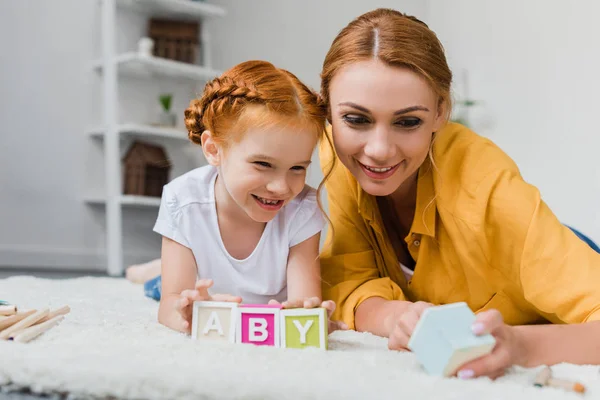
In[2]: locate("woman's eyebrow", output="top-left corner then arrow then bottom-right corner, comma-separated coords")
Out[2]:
339,102 -> 430,115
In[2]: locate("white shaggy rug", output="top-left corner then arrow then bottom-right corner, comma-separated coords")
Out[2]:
0,276 -> 598,400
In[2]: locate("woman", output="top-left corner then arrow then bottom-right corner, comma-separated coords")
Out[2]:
319,8 -> 600,379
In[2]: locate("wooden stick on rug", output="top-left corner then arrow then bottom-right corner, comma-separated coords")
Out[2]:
0,310 -> 36,332
0,305 -> 17,316
37,305 -> 70,324
13,315 -> 65,343
8,306 -> 71,339
0,309 -> 48,340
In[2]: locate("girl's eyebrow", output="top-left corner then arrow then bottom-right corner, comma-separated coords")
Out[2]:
249,154 -> 312,166
339,102 -> 430,115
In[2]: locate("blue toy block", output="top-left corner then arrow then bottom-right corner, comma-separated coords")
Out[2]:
407,302 -> 496,377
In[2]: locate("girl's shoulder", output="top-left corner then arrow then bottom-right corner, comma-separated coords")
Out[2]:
162,165 -> 217,210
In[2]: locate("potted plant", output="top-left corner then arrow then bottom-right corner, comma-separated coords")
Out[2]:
158,94 -> 176,127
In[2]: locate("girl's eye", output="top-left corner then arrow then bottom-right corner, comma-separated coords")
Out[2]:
254,161 -> 271,168
342,114 -> 370,125
290,166 -> 306,171
395,117 -> 422,128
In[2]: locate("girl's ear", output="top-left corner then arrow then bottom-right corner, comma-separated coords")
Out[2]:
201,131 -> 221,166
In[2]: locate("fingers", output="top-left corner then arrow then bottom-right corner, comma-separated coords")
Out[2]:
412,301 -> 434,316
456,345 -> 511,380
329,320 -> 348,333
195,279 -> 214,298
472,309 -> 504,335
303,297 -> 321,309
175,295 -> 190,311
281,299 -> 304,309
388,326 -> 410,351
212,294 -> 242,303
181,318 -> 190,333
387,301 -> 432,352
396,307 -> 421,336
320,300 -> 336,316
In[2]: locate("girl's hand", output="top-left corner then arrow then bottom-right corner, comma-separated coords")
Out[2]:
454,309 -> 526,380
175,278 -> 242,333
387,301 -> 435,351
268,297 -> 348,332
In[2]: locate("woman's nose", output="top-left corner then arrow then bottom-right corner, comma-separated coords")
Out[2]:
363,126 -> 396,163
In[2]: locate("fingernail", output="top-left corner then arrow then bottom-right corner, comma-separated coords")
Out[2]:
471,322 -> 485,334
341,323 -> 349,330
458,369 -> 475,379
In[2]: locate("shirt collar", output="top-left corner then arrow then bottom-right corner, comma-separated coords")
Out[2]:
357,158 -> 437,237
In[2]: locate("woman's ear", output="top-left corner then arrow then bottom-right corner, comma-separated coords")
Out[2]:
433,100 -> 448,132
201,130 -> 221,166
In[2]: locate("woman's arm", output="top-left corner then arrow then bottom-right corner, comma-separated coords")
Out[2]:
157,237 -> 198,333
355,297 -> 412,336
516,321 -> 600,366
457,156 -> 600,377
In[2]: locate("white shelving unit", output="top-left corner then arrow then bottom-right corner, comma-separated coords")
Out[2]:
90,0 -> 225,276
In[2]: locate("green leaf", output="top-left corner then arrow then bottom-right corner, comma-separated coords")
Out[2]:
159,94 -> 173,111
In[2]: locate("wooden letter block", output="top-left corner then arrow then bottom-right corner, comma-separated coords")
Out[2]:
280,308 -> 328,350
192,301 -> 237,343
407,302 -> 496,376
237,305 -> 281,347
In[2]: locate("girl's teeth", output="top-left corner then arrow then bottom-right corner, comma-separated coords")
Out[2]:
257,196 -> 279,205
367,166 -> 392,172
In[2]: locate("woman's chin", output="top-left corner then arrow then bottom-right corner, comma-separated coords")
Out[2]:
356,176 -> 398,197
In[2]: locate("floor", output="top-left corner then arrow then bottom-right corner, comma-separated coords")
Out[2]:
0,267 -> 110,400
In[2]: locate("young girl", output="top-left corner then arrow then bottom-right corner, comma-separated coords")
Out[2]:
148,60 -> 344,334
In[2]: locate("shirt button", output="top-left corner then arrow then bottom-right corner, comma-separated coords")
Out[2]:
413,240 -> 420,247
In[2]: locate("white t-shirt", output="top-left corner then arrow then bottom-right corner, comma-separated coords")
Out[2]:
153,165 -> 325,304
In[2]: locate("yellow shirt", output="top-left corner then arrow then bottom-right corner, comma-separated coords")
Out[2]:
319,122 -> 600,329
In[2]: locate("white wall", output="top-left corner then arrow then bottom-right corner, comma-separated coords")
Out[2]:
5,0 -> 596,272
0,0 -> 201,270
426,0 -> 600,242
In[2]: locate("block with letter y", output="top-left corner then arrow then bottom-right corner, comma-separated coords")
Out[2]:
280,307 -> 328,350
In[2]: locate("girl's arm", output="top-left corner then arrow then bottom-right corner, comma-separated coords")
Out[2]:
285,232 -> 348,331
286,233 -> 322,302
157,237 -> 199,333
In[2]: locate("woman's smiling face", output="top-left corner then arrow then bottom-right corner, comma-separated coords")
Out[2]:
329,59 -> 446,197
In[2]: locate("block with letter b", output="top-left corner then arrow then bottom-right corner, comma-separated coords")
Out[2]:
236,304 -> 281,347
191,301 -> 238,343
280,308 -> 328,350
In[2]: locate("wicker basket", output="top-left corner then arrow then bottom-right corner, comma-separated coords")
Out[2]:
123,141 -> 171,197
148,18 -> 200,64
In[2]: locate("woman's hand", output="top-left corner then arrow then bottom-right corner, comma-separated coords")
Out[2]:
175,278 -> 242,333
269,297 -> 348,332
454,309 -> 526,380
387,301 -> 434,350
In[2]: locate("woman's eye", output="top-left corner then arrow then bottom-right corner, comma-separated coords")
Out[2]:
254,161 -> 271,168
395,117 -> 422,128
342,114 -> 370,125
290,166 -> 306,171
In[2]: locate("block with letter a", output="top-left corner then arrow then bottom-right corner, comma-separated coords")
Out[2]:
191,301 -> 238,343
236,304 -> 281,347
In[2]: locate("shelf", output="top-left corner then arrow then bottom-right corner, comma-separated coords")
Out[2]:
88,123 -> 189,142
117,0 -> 226,20
85,195 -> 162,208
93,53 -> 221,81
